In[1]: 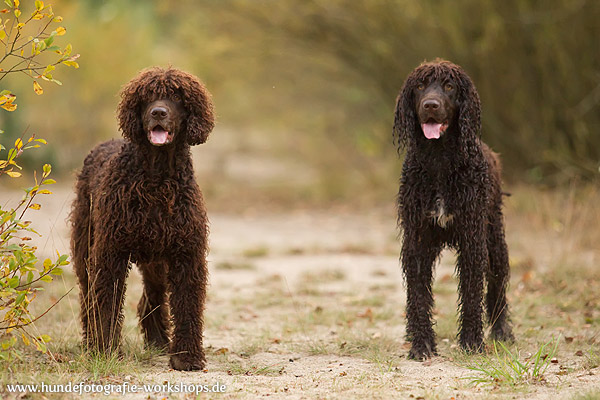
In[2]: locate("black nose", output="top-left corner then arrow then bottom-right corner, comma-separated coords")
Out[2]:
423,99 -> 440,110
150,106 -> 168,119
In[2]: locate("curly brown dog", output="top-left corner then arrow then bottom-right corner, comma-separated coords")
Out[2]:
70,67 -> 215,370
393,59 -> 513,360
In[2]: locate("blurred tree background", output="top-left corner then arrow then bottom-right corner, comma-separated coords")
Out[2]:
2,0 -> 599,204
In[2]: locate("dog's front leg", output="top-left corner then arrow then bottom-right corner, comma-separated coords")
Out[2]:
456,223 -> 487,353
86,248 -> 130,353
167,250 -> 207,371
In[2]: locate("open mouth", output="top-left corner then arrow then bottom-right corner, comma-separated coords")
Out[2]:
148,125 -> 174,146
421,119 -> 449,140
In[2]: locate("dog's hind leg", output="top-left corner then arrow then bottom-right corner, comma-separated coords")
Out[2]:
485,206 -> 514,342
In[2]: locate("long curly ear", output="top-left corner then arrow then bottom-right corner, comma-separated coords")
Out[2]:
456,68 -> 482,155
117,74 -> 145,144
181,73 -> 215,146
393,75 -> 417,152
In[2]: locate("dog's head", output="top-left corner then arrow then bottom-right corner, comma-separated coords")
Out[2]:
117,67 -> 215,147
393,59 -> 481,152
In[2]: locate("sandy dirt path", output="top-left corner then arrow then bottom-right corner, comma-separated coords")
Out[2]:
1,187 -> 599,399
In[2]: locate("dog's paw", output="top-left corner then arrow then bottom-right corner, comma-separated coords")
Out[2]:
407,343 -> 437,361
490,324 -> 515,343
459,338 -> 485,354
169,353 -> 205,371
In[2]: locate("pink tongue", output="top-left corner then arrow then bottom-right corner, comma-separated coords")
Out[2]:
150,129 -> 169,145
422,123 -> 442,139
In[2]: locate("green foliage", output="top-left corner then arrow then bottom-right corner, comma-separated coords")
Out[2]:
5,1 -> 598,192
200,0 -> 600,183
465,337 -> 560,387
0,0 -> 79,111
0,0 -> 74,361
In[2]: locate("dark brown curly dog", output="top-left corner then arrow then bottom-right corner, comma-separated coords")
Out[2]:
393,59 -> 514,360
70,67 -> 215,370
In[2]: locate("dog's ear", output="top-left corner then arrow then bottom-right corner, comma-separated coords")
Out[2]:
456,68 -> 482,154
117,77 -> 145,144
181,75 -> 215,146
393,74 -> 418,152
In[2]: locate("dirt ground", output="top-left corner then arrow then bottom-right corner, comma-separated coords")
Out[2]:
1,184 -> 599,399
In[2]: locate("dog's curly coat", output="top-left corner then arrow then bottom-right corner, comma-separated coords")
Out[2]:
393,59 -> 513,360
70,67 -> 214,370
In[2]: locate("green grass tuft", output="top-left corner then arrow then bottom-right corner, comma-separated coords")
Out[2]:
465,337 -> 560,387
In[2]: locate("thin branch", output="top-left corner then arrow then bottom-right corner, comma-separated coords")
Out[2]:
0,287 -> 74,331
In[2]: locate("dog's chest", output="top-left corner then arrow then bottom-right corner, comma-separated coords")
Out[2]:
428,195 -> 454,228
123,183 -> 182,240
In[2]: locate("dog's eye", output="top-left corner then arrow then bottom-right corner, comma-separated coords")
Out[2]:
172,94 -> 181,102
445,83 -> 453,91
417,83 -> 425,90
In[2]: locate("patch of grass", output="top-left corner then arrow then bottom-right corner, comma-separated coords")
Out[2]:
464,337 -> 560,387
338,243 -> 375,255
225,358 -> 285,376
233,331 -> 276,358
242,246 -> 270,258
571,390 -> 600,400
336,332 -> 400,365
303,306 -> 357,327
368,283 -> 397,292
349,295 -> 385,308
0,338 -> 158,387
582,347 -> 600,370
305,340 -> 333,356
300,268 -> 346,284
214,260 -> 256,270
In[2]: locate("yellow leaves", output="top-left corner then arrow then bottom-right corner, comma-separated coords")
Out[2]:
62,60 -> 78,68
31,11 -> 43,20
0,30 -> 6,40
14,0 -> 18,7
13,8 -> 19,18
35,0 -> 43,11
5,171 -> 21,177
0,93 -> 17,111
14,138 -> 22,150
1,102 -> 17,111
1,101 -> 17,111
54,26 -> 65,36
39,334 -> 51,343
28,203 -> 41,210
33,81 -> 43,95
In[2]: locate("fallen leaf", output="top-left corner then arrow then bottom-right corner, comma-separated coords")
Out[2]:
357,308 -> 373,322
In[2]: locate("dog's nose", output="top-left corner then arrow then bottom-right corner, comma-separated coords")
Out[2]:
150,106 -> 168,119
423,99 -> 440,110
